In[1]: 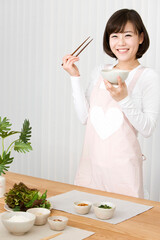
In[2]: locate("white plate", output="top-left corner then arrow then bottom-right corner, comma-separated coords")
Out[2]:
4,203 -> 52,212
4,204 -> 14,212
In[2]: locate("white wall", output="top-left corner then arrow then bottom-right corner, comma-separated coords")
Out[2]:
0,0 -> 160,201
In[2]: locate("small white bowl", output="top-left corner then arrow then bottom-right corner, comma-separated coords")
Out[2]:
27,208 -> 50,226
48,216 -> 68,231
74,201 -> 92,215
1,211 -> 35,235
93,202 -> 116,220
101,69 -> 129,84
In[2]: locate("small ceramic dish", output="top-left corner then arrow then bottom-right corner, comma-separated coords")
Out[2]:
48,216 -> 68,231
26,208 -> 50,226
1,211 -> 35,235
74,201 -> 92,215
93,202 -> 116,220
101,69 -> 129,84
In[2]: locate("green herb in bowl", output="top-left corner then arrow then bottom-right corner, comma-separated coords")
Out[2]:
98,204 -> 112,209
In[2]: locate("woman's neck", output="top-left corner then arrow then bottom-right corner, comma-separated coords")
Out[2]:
114,60 -> 140,70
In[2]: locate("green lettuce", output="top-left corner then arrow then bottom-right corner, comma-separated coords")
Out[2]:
5,182 -> 51,211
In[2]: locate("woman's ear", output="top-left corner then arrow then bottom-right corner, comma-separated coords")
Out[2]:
139,32 -> 144,44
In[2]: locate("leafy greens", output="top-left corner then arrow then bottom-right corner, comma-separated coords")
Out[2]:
98,204 -> 112,209
5,182 -> 51,211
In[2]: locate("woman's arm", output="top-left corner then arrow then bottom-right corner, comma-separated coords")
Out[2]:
70,76 -> 89,124
118,69 -> 160,137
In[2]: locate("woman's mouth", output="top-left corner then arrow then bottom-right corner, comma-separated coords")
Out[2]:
117,48 -> 129,53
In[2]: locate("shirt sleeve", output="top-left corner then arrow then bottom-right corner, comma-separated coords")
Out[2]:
118,69 -> 160,137
70,65 -> 103,124
70,76 -> 89,124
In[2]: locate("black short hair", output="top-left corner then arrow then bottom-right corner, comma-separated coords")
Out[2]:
103,9 -> 150,59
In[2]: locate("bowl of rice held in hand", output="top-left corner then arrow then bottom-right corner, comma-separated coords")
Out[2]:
101,69 -> 129,85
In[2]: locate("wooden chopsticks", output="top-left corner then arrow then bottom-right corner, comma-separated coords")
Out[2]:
71,36 -> 93,57
40,232 -> 62,240
62,36 -> 93,65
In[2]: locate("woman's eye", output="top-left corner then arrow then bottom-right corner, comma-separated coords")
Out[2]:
125,34 -> 132,37
111,35 -> 117,38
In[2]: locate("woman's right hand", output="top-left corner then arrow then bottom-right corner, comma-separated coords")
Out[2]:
62,54 -> 80,77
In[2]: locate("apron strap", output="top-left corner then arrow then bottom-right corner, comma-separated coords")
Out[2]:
128,66 -> 146,94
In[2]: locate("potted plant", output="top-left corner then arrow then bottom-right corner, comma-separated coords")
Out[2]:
0,117 -> 32,198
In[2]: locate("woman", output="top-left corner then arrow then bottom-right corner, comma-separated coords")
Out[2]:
62,9 -> 160,198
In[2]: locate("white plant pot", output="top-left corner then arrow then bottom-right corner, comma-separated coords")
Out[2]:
0,175 -> 6,198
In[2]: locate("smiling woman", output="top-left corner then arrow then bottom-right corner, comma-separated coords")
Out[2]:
62,8 -> 160,199
109,22 -> 144,69
104,9 -> 149,61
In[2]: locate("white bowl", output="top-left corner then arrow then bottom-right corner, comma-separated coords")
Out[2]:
48,216 -> 68,231
1,211 -> 35,235
27,207 -> 50,226
101,69 -> 129,84
93,202 -> 116,220
74,201 -> 92,215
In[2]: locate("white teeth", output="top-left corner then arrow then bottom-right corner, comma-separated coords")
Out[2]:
118,49 -> 128,52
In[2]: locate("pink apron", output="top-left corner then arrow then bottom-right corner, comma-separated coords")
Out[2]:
74,65 -> 145,198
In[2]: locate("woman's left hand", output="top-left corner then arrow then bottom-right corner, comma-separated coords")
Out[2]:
104,76 -> 128,101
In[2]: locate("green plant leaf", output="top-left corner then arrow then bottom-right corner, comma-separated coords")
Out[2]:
19,119 -> 32,143
0,117 -> 32,175
0,151 -> 14,175
0,131 -> 20,139
14,140 -> 32,153
0,117 -> 12,137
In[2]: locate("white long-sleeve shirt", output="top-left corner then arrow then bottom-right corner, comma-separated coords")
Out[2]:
70,64 -> 160,138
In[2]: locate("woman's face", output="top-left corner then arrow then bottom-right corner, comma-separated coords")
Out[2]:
109,21 -> 144,63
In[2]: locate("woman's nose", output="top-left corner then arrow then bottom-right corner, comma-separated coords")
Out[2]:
118,36 -> 126,45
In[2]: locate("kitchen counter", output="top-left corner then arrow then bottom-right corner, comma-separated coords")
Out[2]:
0,172 -> 160,240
